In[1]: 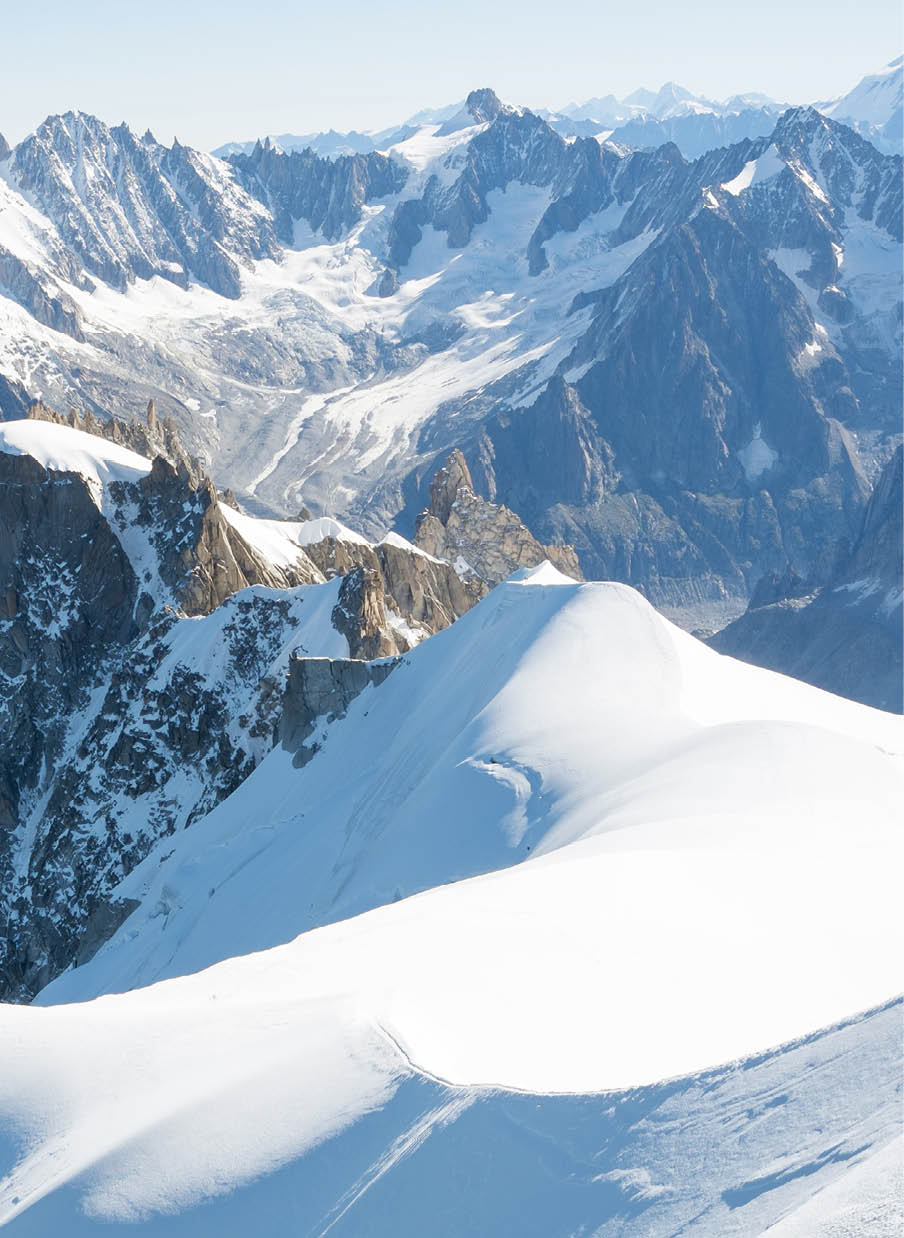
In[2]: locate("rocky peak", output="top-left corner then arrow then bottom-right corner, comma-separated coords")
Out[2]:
426,448 -> 474,523
466,88 -> 505,125
26,397 -> 201,481
0,133 -> 9,162
414,450 -> 583,587
330,566 -> 399,660
770,105 -> 830,152
128,455 -> 323,616
12,111 -> 281,299
229,141 -> 407,244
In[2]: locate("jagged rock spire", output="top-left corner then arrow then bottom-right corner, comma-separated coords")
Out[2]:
466,88 -> 504,125
414,450 -> 583,586
426,448 -> 474,524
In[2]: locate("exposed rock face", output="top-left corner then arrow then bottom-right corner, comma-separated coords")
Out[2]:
0,375 -> 30,422
1,584 -> 337,999
129,455 -> 323,614
0,417 -> 510,1000
0,248 -> 85,339
0,451 -> 139,834
229,140 -> 407,243
709,447 -> 903,711
414,450 -> 583,586
280,655 -> 397,766
10,111 -> 281,298
383,106 -> 899,615
331,566 -> 400,660
0,102 -> 899,624
387,93 -> 574,273
303,533 -> 484,647
0,416 -> 334,999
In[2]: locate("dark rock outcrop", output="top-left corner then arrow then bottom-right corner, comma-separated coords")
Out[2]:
413,449 -> 583,586
303,531 -> 484,648
1,413 -> 514,999
0,375 -> 30,422
0,451 -> 139,833
11,111 -> 281,298
229,140 -> 407,243
0,414 -> 330,998
331,566 -> 400,660
0,248 -> 85,340
709,447 -> 903,710
128,454 -> 322,615
280,655 -> 397,766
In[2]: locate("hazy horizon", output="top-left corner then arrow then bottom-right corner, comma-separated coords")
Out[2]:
1,0 -> 901,152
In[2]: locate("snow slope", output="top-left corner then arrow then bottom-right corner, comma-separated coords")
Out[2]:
0,420 -> 150,491
0,566 -> 901,1230
42,565 -> 903,1009
823,56 -> 903,148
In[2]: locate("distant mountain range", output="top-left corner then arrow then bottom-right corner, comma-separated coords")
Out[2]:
212,57 -> 903,160
1,80 -> 899,640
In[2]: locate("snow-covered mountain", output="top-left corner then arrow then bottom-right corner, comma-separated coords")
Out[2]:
0,411 -> 580,1000
0,90 -> 900,634
0,552 -> 900,1232
0,67 -> 901,1236
822,56 -> 903,155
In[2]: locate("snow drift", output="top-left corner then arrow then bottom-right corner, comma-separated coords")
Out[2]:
0,564 -> 899,1231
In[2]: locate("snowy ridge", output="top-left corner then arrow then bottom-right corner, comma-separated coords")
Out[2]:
0,567 -> 899,1230
822,56 -> 903,153
0,419 -> 151,492
41,567 -> 902,1003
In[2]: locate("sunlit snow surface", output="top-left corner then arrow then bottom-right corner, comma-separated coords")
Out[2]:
0,566 -> 900,1232
0,420 -> 151,491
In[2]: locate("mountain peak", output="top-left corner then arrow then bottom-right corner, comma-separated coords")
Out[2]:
466,88 -> 504,124
771,104 -> 830,144
0,132 -> 9,162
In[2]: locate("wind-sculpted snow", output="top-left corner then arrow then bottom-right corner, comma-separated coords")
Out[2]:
42,566 -> 902,1002
0,419 -> 151,489
0,568 -> 900,1232
0,567 -> 896,1228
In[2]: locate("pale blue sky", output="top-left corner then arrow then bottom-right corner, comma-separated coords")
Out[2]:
2,0 -> 901,150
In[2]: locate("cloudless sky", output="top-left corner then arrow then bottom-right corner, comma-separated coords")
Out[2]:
1,0 -> 901,150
